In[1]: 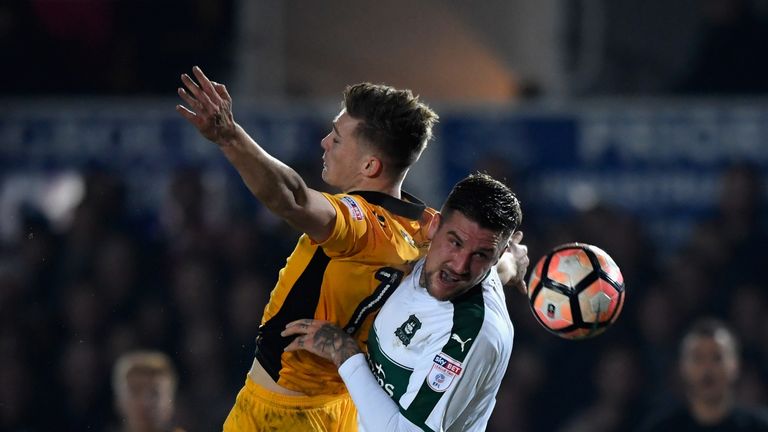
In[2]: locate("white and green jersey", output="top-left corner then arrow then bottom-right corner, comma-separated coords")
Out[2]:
339,257 -> 514,432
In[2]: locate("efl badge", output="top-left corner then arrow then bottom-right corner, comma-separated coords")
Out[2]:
395,314 -> 421,346
341,196 -> 364,221
427,353 -> 463,392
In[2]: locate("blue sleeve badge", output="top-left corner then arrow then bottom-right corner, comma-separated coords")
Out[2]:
340,196 -> 364,221
427,352 -> 463,392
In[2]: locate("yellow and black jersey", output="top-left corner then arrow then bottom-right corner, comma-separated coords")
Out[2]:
255,191 -> 436,396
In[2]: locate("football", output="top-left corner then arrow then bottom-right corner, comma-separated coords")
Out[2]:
527,243 -> 625,339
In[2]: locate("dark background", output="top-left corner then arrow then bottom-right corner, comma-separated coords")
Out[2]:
2,1 -> 768,431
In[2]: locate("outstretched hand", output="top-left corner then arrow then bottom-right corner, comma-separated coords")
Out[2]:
282,319 -> 362,368
176,66 -> 238,146
499,230 -> 530,295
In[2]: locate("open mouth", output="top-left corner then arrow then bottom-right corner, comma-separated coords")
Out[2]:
440,270 -> 461,284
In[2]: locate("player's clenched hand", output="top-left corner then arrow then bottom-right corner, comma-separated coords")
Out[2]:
282,319 -> 362,368
176,66 -> 237,146
504,230 -> 530,295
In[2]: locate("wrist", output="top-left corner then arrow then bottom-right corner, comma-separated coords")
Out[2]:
333,340 -> 362,368
217,123 -> 245,149
335,349 -> 362,368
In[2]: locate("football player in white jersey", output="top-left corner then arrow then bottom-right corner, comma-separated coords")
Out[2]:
283,173 -> 528,431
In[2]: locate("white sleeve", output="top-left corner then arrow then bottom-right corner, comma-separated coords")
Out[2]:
426,328 -> 510,432
338,330 -> 510,432
338,354 -> 424,432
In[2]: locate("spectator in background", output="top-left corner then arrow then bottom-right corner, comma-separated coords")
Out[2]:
0,1 -> 233,94
59,341 -> 111,430
558,345 -> 645,432
713,164 -> 767,286
111,350 -> 183,432
639,318 -> 768,431
682,163 -> 767,314
0,348 -> 37,431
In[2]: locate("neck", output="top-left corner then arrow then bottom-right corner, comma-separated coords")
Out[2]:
343,175 -> 404,198
688,394 -> 733,425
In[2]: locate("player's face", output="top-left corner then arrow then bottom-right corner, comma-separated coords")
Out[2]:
117,371 -> 175,430
679,333 -> 739,403
320,110 -> 365,191
421,212 -> 508,301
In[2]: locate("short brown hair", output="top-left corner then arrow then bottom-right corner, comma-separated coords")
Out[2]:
441,173 -> 522,240
112,350 -> 178,394
681,318 -> 740,357
343,83 -> 438,177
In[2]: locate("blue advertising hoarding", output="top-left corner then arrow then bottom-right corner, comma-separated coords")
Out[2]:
2,101 -> 767,251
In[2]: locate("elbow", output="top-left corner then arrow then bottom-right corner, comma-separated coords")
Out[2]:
263,192 -> 302,217
263,182 -> 309,219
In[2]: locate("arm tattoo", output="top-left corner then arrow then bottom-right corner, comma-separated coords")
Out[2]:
314,324 -> 362,367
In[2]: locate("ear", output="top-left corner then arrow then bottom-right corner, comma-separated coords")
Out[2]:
427,213 -> 441,241
361,155 -> 383,178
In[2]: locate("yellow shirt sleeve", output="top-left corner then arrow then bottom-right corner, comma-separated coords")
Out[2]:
315,193 -> 370,257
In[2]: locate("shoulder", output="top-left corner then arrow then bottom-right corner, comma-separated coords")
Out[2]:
731,405 -> 768,428
450,285 -> 512,362
475,306 -> 514,360
638,404 -> 690,432
322,193 -> 369,221
480,270 -> 514,346
421,206 -> 438,224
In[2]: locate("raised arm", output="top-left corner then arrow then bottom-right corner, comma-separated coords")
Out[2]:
176,66 -> 336,242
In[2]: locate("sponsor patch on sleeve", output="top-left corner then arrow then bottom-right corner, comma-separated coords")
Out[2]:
427,352 -> 463,392
340,196 -> 364,221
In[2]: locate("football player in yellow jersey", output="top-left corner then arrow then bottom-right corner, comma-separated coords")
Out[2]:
176,66 -> 439,431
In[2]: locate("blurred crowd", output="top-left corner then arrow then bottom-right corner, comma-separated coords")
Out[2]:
489,162 -> 768,431
1,158 -> 766,431
0,0 -> 234,95
3,0 -> 768,430
4,0 -> 768,98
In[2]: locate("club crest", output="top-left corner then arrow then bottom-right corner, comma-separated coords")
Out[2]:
395,314 -> 422,346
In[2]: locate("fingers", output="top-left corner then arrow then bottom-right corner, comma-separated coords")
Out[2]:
282,320 -> 312,352
181,73 -> 215,112
509,232 -> 528,257
212,81 -> 232,102
281,319 -> 312,336
180,73 -> 202,98
516,280 -> 528,295
175,104 -> 197,123
280,326 -> 303,338
515,244 -> 529,268
284,319 -> 315,329
507,231 -> 529,296
283,336 -> 305,352
516,251 -> 530,295
177,87 -> 199,112
512,230 -> 524,244
192,66 -> 223,105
